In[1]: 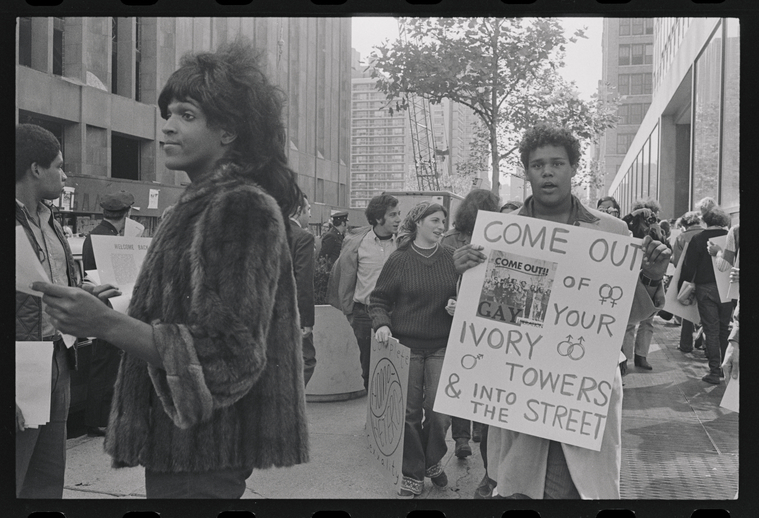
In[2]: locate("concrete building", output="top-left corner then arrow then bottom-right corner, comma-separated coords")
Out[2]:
349,52 -> 408,209
430,99 -> 489,192
607,18 -> 739,221
597,18 -> 655,202
16,16 -> 355,235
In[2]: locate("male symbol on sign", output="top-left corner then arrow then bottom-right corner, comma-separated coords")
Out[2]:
557,336 -> 586,361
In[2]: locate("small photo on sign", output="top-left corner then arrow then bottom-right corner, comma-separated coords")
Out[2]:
477,250 -> 558,328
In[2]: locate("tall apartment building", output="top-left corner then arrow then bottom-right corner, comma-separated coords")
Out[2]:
349,52 -> 408,209
607,18 -> 739,221
430,99 -> 488,191
16,17 -> 353,235
596,18 -> 655,201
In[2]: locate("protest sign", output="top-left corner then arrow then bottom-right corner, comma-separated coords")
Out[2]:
708,236 -> 733,303
720,374 -> 739,413
16,341 -> 54,428
434,211 -> 642,451
91,235 -> 152,314
663,242 -> 701,325
366,336 -> 409,491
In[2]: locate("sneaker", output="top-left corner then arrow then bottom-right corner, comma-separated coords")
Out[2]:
397,488 -> 416,499
454,438 -> 472,458
431,471 -> 448,487
473,474 -> 497,499
702,373 -> 721,385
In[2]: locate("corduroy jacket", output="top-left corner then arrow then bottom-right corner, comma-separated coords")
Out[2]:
104,164 -> 309,473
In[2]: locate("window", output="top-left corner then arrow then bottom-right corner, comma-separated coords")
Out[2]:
111,17 -> 118,94
643,73 -> 652,94
618,74 -> 630,95
135,17 -> 141,101
18,17 -> 32,67
631,74 -> 643,95
111,134 -> 140,181
645,44 -> 653,65
53,17 -> 64,76
630,104 -> 643,125
632,18 -> 644,35
618,104 -> 629,125
645,18 -> 654,35
616,134 -> 634,155
619,45 -> 630,66
619,19 -> 630,36
692,26 -> 723,206
631,44 -> 644,65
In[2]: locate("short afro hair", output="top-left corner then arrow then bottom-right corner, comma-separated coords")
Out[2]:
519,124 -> 581,171
16,124 -> 61,183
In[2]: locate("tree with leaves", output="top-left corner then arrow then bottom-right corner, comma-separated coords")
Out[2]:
370,17 -> 620,195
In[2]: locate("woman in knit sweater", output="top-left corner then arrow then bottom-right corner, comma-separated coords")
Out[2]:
369,202 -> 459,499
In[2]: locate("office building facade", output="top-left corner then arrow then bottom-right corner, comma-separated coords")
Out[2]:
597,18 -> 655,201
16,17 -> 353,235
607,18 -> 739,221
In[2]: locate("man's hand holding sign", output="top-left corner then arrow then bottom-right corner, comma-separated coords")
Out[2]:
439,125 -> 668,500
437,212 -> 662,450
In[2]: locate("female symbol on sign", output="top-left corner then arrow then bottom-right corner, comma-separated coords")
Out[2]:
598,284 -> 624,307
460,354 -> 482,370
557,337 -> 585,361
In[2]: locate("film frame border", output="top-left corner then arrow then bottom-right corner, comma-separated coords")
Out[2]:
5,0 -> 753,517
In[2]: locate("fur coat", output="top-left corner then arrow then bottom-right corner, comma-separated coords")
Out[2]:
104,164 -> 309,472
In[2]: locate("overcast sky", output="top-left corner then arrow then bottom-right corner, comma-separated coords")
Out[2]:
350,17 -> 604,101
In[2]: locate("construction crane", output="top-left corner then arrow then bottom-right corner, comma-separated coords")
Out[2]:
399,19 -> 440,191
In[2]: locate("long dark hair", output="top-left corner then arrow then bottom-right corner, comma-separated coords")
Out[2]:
158,38 -> 302,217
454,189 -> 500,235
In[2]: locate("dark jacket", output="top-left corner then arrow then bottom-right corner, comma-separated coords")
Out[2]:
680,227 -> 728,288
15,202 -> 81,367
104,164 -> 309,472
318,226 -> 344,266
288,222 -> 315,328
82,219 -> 119,271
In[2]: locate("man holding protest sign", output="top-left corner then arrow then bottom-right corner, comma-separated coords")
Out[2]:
449,124 -> 670,499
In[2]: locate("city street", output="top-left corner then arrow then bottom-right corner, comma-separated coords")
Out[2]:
61,314 -> 737,502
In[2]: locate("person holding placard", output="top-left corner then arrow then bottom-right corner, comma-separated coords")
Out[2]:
15,124 -> 118,497
32,39 -> 309,498
452,124 -> 670,499
672,211 -> 704,353
328,194 -> 403,391
370,202 -> 459,499
81,190 -> 135,437
680,207 -> 732,385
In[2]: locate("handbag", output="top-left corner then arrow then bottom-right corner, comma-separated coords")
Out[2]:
677,274 -> 697,306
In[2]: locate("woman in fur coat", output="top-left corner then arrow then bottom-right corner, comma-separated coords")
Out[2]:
32,40 -> 309,498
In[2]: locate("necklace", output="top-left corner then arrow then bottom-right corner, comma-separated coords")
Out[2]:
412,241 -> 438,258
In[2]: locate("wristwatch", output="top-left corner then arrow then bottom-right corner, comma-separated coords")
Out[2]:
639,272 -> 662,287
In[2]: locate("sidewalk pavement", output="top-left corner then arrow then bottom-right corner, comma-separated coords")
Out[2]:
63,316 -> 737,500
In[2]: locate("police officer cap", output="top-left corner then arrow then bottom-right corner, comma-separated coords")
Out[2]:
331,210 -> 348,222
100,191 -> 135,211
